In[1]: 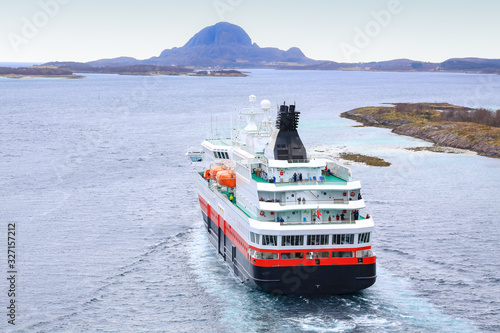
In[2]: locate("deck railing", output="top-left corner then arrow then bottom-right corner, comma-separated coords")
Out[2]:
265,177 -> 348,185
279,219 -> 356,226
259,198 -> 353,206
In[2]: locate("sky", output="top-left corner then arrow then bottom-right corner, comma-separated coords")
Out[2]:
1,0 -> 499,64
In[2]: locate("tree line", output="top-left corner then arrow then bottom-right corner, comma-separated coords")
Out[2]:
0,67 -> 73,75
439,108 -> 500,127
393,103 -> 500,127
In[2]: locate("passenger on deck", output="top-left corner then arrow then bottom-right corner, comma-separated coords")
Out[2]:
302,198 -> 306,204
336,214 -> 340,220
299,173 -> 303,181
297,197 -> 301,204
340,213 -> 345,220
328,215 -> 332,221
358,193 -> 362,200
279,217 -> 284,222
293,172 -> 297,182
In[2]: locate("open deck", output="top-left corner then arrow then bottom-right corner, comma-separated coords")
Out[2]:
251,172 -> 347,184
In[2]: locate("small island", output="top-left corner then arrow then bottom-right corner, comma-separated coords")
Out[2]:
0,63 -> 247,79
194,69 -> 247,77
341,103 -> 500,158
0,66 -> 83,79
339,152 -> 391,167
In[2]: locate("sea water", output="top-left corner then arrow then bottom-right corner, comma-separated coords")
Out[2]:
0,69 -> 499,332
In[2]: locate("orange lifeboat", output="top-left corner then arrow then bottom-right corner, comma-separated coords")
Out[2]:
203,169 -> 211,180
216,170 -> 236,187
210,165 -> 227,180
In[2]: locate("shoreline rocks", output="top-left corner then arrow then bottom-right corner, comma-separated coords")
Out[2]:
341,104 -> 500,158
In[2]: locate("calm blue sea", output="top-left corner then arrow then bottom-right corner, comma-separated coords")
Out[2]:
1,69 -> 499,332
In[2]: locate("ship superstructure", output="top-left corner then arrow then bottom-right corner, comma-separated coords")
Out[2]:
188,95 -> 376,294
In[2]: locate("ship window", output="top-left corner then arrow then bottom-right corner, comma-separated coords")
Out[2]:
262,235 -> 277,246
250,232 -> 261,244
356,249 -> 373,258
358,232 -> 371,244
261,252 -> 278,260
190,156 -> 203,162
250,232 -> 260,245
332,234 -> 354,245
332,251 -> 354,258
282,235 -> 304,246
307,251 -> 329,259
224,152 -> 229,159
281,252 -> 304,259
213,152 -> 218,158
249,249 -> 278,260
307,235 -> 329,246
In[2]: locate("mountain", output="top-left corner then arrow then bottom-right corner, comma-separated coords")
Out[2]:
44,22 -> 500,74
440,58 -> 500,73
290,59 -> 439,71
146,22 -> 315,67
182,22 -> 252,48
87,56 -> 140,67
85,22 -> 315,68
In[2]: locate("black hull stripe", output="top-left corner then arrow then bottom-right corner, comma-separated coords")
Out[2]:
201,212 -> 377,295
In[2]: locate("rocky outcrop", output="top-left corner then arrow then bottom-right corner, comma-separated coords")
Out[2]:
393,123 -> 500,157
341,106 -> 500,158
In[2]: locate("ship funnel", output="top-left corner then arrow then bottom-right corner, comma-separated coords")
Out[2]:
269,102 -> 307,161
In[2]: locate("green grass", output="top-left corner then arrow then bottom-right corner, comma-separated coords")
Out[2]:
339,153 -> 391,167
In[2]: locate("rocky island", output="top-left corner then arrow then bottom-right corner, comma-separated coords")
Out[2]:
341,103 -> 500,158
194,69 -> 246,77
1,63 -> 247,79
0,66 -> 83,79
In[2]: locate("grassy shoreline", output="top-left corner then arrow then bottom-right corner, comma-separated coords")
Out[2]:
339,153 -> 391,167
341,103 -> 500,158
0,74 -> 84,79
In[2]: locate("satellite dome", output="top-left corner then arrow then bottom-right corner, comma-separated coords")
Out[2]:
260,99 -> 271,111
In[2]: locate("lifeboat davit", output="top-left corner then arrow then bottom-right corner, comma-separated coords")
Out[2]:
216,170 -> 236,187
210,165 -> 227,180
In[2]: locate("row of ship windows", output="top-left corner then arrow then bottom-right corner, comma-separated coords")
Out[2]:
214,151 -> 229,159
249,249 -> 374,260
250,232 -> 371,246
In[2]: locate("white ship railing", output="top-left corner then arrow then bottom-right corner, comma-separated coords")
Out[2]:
259,177 -> 350,185
260,198 -> 351,206
276,210 -> 371,226
279,219 -> 356,225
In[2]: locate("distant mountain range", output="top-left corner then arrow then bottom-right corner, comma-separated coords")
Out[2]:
44,22 -> 500,74
83,22 -> 315,68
